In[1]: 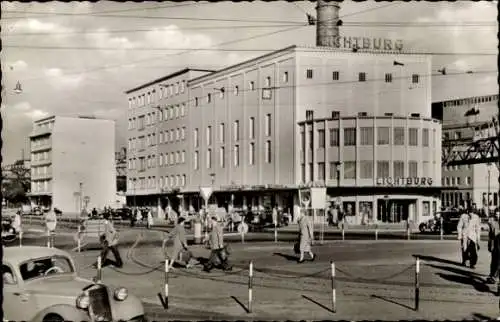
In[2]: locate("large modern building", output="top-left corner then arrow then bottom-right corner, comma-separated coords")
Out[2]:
432,94 -> 499,212
28,115 -> 116,212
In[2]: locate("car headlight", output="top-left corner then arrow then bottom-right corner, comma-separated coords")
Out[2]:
76,293 -> 90,309
114,287 -> 128,301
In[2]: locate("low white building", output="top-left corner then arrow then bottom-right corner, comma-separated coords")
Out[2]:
28,115 -> 116,212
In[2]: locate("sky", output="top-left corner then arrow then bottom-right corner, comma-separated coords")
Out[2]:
1,0 -> 498,164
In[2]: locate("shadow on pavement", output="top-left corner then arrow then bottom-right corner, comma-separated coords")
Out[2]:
472,312 -> 495,321
415,254 -> 463,267
435,273 -> 493,294
301,295 -> 335,314
371,294 -> 414,311
427,263 -> 484,279
230,295 -> 249,314
273,252 -> 299,261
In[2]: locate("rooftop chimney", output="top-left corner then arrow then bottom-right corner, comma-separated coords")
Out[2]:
316,0 -> 341,47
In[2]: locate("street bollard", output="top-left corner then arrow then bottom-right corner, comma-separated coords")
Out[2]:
19,231 -> 23,247
77,225 -> 81,253
439,217 -> 444,240
375,224 -> 378,241
407,220 -> 411,240
164,259 -> 170,310
341,220 -> 345,241
415,256 -> 420,311
47,231 -> 51,248
331,261 -> 337,313
248,261 -> 253,313
274,223 -> 277,243
96,255 -> 102,283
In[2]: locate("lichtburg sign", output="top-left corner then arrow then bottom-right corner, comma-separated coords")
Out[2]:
376,177 -> 433,186
323,36 -> 404,51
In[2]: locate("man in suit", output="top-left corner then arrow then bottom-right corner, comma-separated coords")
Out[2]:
203,216 -> 231,272
486,211 -> 500,284
94,214 -> 123,268
457,210 -> 481,269
163,217 -> 194,270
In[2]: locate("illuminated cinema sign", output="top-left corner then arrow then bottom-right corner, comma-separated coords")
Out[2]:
376,177 -> 433,186
324,36 -> 404,51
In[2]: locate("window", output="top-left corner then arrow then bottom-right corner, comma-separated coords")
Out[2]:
394,161 -> 404,178
423,161 -> 430,177
181,81 -> 185,93
330,129 -> 339,146
176,128 -> 180,141
358,72 -> 366,82
306,69 -> 313,79
249,81 -> 255,91
344,128 -> 356,146
360,161 -> 373,179
206,149 -> 212,168
344,161 -> 356,179
207,93 -> 211,103
219,88 -> 225,99
169,106 -> 174,119
182,174 -> 186,186
233,120 -> 240,141
332,71 -> 339,81
422,129 -> 429,147
301,164 -> 306,183
194,128 -> 199,148
249,117 -> 255,139
360,127 -> 374,145
265,77 -> 271,87
265,141 -> 272,163
219,123 -> 225,143
394,127 -> 405,145
283,72 -> 289,83
308,129 -> 313,149
206,126 -> 212,146
175,151 -> 180,164
329,162 -> 340,180
385,73 -> 392,83
318,162 -> 325,181
412,74 -> 419,84
181,127 -> 186,140
181,104 -> 186,117
377,161 -> 390,178
301,130 -> 305,151
309,163 -> 314,182
234,86 -> 239,96
249,143 -> 255,165
265,114 -> 271,137
234,145 -> 240,166
409,161 -> 418,177
466,177 -> 471,185
409,128 -> 418,146
220,147 -> 225,168
194,151 -> 199,170
318,129 -> 325,148
306,110 -> 314,120
377,127 -> 390,145
170,153 -> 174,165
195,97 -> 199,106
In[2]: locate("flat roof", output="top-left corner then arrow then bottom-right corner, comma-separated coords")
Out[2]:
125,68 -> 215,94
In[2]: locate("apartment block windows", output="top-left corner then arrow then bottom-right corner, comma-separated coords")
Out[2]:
394,127 -> 405,145
219,147 -> 225,168
344,128 -> 356,146
377,127 -> 390,145
359,72 -> 366,82
283,72 -> 289,83
249,81 -> 255,91
318,129 -> 325,148
194,151 -> 199,170
249,143 -> 255,165
181,127 -> 186,140
360,127 -> 374,145
330,129 -> 339,146
180,104 -> 186,117
318,162 -> 325,181
234,86 -> 239,96
394,161 -> 404,178
385,73 -> 392,83
194,128 -> 199,148
422,129 -> 429,147
332,71 -> 339,81
265,114 -> 271,137
206,149 -> 212,169
265,141 -> 272,163
412,74 -> 419,84
181,151 -> 185,163
234,145 -> 240,167
195,97 -> 199,106
409,161 -> 418,177
360,161 -> 373,179
206,126 -> 212,146
219,88 -> 225,99
249,117 -> 255,139
219,123 -> 225,143
377,161 -> 390,178
409,128 -> 418,146
306,69 -> 313,79
233,120 -> 240,141
344,161 -> 356,179
207,93 -> 212,103
265,77 -> 271,87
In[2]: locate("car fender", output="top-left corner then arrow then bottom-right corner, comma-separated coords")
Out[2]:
30,304 -> 88,322
113,294 -> 145,320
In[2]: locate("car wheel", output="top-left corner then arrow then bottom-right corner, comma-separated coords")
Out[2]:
43,314 -> 64,322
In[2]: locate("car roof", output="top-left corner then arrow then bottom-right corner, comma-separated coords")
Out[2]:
3,246 -> 72,266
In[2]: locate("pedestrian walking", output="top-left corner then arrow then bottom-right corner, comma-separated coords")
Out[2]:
93,214 -> 123,268
297,212 -> 315,263
486,211 -> 500,284
203,216 -> 232,272
12,211 -> 22,235
457,210 -> 481,268
163,217 -> 195,270
136,208 -> 142,225
147,209 -> 154,229
44,208 -> 57,247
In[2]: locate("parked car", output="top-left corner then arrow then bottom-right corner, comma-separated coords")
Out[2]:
1,217 -> 18,243
112,208 -> 133,220
2,246 -> 146,322
419,211 -> 462,234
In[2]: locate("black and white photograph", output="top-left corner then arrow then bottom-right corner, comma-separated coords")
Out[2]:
1,0 -> 499,320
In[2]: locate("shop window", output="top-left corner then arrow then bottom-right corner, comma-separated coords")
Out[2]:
360,161 -> 373,179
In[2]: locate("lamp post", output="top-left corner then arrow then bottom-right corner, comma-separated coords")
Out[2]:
487,163 -> 492,217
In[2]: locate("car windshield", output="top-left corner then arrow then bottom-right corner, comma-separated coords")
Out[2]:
19,256 -> 74,281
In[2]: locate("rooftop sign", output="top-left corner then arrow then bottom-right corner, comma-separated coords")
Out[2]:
323,36 -> 404,51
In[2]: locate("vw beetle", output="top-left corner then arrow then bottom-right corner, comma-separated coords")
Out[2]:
2,246 -> 146,322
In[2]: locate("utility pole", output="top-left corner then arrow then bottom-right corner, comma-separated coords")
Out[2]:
79,182 -> 83,211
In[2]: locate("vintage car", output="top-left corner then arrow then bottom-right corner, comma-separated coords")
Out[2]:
2,246 -> 146,322
1,217 -> 18,243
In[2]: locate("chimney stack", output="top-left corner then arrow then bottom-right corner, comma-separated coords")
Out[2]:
316,0 -> 340,47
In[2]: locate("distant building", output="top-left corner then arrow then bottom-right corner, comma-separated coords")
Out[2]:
432,94 -> 499,212
28,115 -> 116,212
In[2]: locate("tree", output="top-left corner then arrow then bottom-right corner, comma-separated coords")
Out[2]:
2,160 -> 30,205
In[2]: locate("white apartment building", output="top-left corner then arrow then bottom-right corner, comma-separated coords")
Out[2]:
28,115 -> 116,212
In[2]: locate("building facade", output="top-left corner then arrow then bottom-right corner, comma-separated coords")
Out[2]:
28,116 -> 116,212
433,94 -> 499,212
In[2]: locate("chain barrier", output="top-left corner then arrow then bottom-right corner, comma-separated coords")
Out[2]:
336,263 -> 415,283
253,267 -> 331,280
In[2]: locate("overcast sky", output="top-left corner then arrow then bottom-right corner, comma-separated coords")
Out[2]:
1,1 -> 498,164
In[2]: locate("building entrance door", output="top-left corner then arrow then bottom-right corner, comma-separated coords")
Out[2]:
377,199 -> 416,223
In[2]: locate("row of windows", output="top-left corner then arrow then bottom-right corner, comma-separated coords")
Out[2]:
128,81 -> 186,108
302,126 -> 436,148
129,104 -> 187,131
130,151 -> 187,171
35,121 -> 54,131
443,95 -> 498,108
31,180 -> 51,193
129,174 -> 187,190
301,160 -> 435,182
444,164 -> 471,171
305,69 -> 420,84
442,176 -> 471,186
442,192 -> 500,208
32,151 -> 51,162
31,165 -> 52,177
193,141 -> 272,170
128,128 -> 186,151
31,137 -> 50,148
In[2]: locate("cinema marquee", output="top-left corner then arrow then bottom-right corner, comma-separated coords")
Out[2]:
376,177 -> 433,186
323,36 -> 404,51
